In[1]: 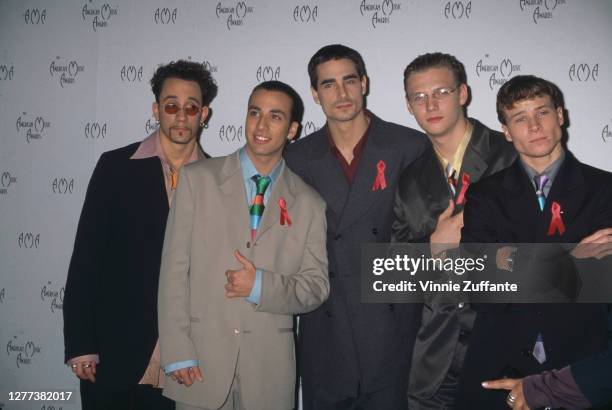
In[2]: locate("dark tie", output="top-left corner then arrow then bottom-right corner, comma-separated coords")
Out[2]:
249,175 -> 271,240
534,174 -> 549,211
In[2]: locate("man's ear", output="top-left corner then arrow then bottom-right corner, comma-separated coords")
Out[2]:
287,121 -> 299,142
152,101 -> 159,122
311,86 -> 320,105
556,106 -> 564,127
200,106 -> 210,124
502,124 -> 512,142
361,75 -> 368,95
459,83 -> 469,106
405,96 -> 414,115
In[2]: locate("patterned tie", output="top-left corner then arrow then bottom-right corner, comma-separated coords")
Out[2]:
446,163 -> 457,196
249,175 -> 271,240
534,174 -> 549,211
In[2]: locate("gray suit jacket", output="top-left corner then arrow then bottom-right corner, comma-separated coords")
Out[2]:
158,151 -> 329,410
285,113 -> 429,398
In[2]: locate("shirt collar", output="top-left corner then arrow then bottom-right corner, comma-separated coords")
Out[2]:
521,147 -> 566,189
326,109 -> 373,155
239,146 -> 284,186
433,119 -> 473,173
131,130 -> 204,165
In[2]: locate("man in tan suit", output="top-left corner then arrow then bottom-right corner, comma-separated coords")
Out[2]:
158,80 -> 329,410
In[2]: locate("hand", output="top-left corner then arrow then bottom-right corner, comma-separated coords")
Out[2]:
225,250 -> 256,298
430,200 -> 463,257
571,227 -> 612,259
496,246 -> 517,271
70,360 -> 97,383
482,378 -> 530,410
170,366 -> 203,387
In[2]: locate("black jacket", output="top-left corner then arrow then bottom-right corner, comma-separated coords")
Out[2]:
456,153 -> 612,408
391,118 -> 517,404
63,142 -> 170,390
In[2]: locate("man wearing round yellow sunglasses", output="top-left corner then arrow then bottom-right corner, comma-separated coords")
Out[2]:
63,60 -> 217,410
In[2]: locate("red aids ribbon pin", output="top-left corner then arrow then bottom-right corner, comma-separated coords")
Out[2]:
372,160 -> 387,191
547,201 -> 566,236
278,197 -> 292,226
455,172 -> 471,205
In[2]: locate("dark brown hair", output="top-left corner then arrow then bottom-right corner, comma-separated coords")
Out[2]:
496,75 -> 564,125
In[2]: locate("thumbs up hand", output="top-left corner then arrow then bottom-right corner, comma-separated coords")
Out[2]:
225,250 -> 256,298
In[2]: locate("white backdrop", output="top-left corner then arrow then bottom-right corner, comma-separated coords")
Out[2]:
1,0 -> 611,409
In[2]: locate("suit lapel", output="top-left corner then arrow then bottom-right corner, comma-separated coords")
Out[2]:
459,121 -> 491,191
256,161 -> 296,240
418,147 -> 452,212
306,128 -> 350,218
219,152 -> 251,239
501,160 -> 542,242
541,153 -> 585,241
337,117 -> 398,232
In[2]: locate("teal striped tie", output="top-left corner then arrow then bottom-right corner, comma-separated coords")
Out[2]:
249,175 -> 271,240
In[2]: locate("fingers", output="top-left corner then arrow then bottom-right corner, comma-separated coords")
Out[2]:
171,367 -> 202,386
572,241 -> 612,259
225,283 -> 239,298
189,366 -> 203,382
83,363 -> 96,382
594,244 -> 612,259
234,250 -> 253,269
172,368 -> 194,386
71,362 -> 96,382
452,210 -> 464,228
580,227 -> 612,244
225,254 -> 255,298
438,200 -> 455,221
225,270 -> 238,296
481,378 -> 519,390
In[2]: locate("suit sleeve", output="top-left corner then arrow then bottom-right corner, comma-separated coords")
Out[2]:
255,199 -> 329,315
158,167 -> 197,366
63,153 -> 113,362
570,311 -> 612,407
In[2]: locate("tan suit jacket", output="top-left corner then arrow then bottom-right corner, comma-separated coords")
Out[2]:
158,151 -> 329,410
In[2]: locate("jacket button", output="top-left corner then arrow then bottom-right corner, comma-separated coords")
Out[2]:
325,310 -> 332,317
328,271 -> 334,278
372,228 -> 379,235
334,234 -> 342,241
388,304 -> 394,311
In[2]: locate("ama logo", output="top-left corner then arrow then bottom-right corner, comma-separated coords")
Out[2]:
120,65 -> 144,82
444,1 -> 471,19
49,57 -> 85,88
293,5 -> 318,22
216,1 -> 254,30
475,55 -> 522,90
568,63 -> 599,82
154,7 -> 177,24
256,66 -> 281,82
